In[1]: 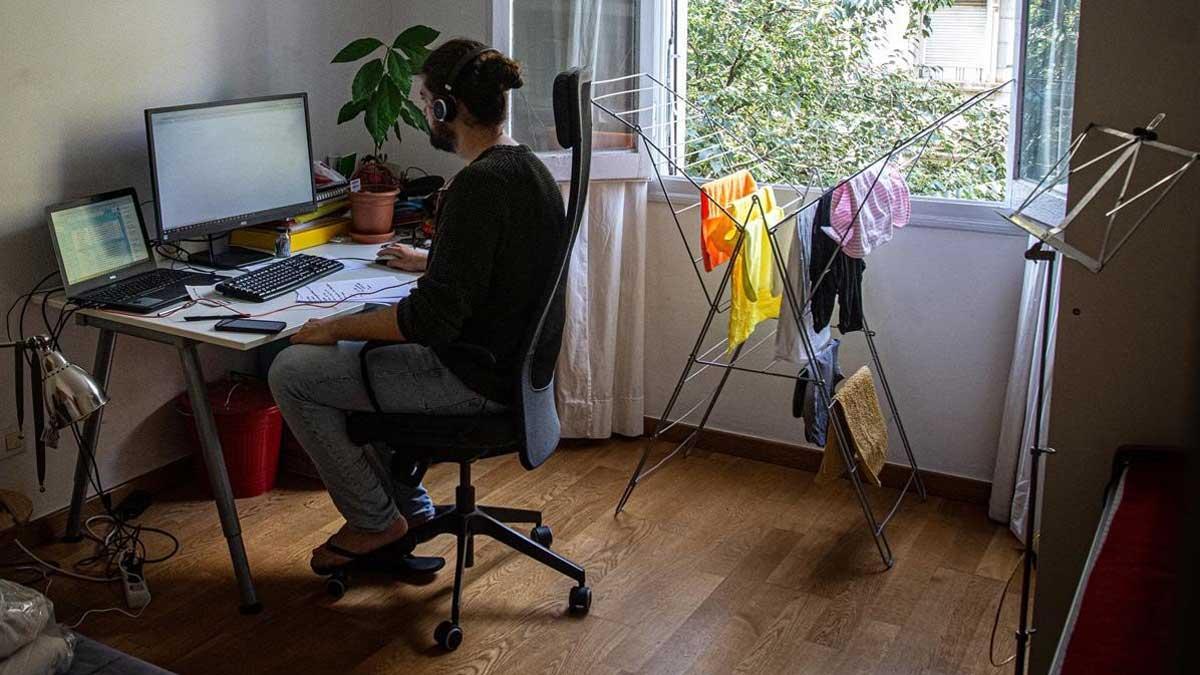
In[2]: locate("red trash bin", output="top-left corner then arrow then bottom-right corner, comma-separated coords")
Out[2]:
178,377 -> 283,499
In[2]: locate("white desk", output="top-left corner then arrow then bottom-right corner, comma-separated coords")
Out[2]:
56,240 -> 417,613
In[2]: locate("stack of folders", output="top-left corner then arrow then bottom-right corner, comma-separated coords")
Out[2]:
230,182 -> 352,256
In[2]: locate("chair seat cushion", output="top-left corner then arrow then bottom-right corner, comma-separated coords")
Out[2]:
347,411 -> 521,462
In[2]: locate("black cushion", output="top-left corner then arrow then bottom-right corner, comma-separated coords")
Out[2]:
347,411 -> 520,462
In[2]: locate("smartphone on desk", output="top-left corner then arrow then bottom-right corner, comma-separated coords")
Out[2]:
213,318 -> 286,335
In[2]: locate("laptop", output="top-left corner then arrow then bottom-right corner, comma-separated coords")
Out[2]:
46,187 -> 224,313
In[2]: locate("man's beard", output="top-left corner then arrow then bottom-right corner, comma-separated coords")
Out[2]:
428,122 -> 456,153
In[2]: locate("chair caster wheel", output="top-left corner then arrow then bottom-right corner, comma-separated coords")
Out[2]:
434,620 -> 463,651
325,575 -> 347,599
568,585 -> 591,614
531,525 -> 553,548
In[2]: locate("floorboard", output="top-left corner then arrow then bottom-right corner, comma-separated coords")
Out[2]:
4,439 -> 1020,674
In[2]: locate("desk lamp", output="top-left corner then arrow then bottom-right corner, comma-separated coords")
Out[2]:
3,335 -> 109,491
999,114 -> 1198,675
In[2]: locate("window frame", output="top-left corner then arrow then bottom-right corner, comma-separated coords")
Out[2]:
498,0 -> 1056,237
490,0 -> 668,182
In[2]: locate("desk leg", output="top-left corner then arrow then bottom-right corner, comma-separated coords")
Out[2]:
64,329 -> 117,542
178,342 -> 262,614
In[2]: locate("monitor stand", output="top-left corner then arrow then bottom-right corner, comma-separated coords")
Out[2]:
190,239 -> 275,269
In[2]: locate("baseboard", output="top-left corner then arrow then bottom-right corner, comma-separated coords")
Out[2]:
18,456 -> 194,547
643,417 -> 991,505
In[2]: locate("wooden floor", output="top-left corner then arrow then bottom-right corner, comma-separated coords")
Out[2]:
14,440 -> 1021,674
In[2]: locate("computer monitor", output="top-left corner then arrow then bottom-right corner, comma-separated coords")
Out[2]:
145,93 -> 316,264
45,187 -> 156,297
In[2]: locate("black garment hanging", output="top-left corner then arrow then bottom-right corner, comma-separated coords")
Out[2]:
808,192 -> 866,334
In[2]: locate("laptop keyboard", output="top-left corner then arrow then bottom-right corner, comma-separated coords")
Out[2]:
83,268 -> 209,305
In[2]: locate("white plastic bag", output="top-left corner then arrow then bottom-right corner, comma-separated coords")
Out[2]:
0,580 -> 51,659
0,580 -> 74,674
0,624 -> 74,675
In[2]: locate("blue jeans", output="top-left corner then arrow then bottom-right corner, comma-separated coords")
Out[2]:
268,341 -> 503,532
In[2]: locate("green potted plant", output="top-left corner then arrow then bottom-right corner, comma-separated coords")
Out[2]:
332,24 -> 439,243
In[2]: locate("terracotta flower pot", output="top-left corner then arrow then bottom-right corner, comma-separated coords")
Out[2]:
349,186 -> 400,244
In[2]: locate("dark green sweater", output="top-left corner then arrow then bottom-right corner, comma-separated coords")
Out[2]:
395,145 -> 567,404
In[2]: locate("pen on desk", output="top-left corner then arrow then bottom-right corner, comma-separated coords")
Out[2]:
184,314 -> 248,322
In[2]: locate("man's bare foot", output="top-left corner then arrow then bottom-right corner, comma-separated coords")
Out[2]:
311,516 -> 409,572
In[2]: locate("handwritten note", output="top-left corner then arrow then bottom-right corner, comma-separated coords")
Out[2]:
295,278 -> 414,303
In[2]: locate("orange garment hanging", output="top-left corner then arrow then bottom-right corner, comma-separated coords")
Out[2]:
699,169 -> 757,271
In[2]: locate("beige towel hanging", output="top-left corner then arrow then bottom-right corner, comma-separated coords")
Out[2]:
815,366 -> 888,486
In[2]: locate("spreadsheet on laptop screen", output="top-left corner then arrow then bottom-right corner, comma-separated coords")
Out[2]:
50,194 -> 150,285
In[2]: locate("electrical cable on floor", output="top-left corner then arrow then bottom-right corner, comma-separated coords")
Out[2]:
67,603 -> 148,630
989,550 -> 1024,667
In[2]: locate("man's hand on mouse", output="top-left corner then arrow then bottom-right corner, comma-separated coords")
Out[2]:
376,243 -> 428,272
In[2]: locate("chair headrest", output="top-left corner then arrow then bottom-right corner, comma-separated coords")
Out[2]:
553,68 -> 587,150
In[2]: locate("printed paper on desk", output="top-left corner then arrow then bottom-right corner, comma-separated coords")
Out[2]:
185,285 -> 218,301
295,277 -> 414,303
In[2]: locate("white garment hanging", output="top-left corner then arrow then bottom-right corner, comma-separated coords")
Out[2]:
775,202 -> 832,364
554,181 -> 647,438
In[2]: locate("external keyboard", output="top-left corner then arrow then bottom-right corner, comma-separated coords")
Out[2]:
215,254 -> 345,302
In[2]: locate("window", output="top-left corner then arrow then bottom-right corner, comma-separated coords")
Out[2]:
496,1 -> 1080,225
492,0 -> 667,180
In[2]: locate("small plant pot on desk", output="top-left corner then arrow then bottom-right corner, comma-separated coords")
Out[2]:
349,186 -> 400,244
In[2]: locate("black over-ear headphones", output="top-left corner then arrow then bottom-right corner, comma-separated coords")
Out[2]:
432,45 -> 500,123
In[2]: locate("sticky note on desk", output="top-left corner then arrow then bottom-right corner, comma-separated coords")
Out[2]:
295,278 -> 414,303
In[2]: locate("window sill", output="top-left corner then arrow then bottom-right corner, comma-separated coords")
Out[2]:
648,174 -> 1025,237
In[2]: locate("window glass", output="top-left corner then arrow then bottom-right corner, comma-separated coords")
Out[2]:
510,0 -> 641,153
683,0 -> 1016,201
1016,0 -> 1080,183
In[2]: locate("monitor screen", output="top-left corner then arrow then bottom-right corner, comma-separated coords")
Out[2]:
49,193 -> 151,286
147,94 -> 315,240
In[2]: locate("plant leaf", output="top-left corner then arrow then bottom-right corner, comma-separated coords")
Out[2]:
336,98 -> 367,124
364,93 -> 386,149
399,98 -> 429,133
393,25 -> 440,50
378,78 -> 404,132
332,37 -> 383,63
399,44 -> 431,70
386,49 -> 413,93
352,59 -> 385,102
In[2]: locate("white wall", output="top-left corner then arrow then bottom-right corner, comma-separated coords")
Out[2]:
0,1 -> 397,519
644,201 -> 1028,481
1032,0 -> 1200,670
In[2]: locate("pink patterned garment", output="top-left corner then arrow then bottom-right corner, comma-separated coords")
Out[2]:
822,163 -> 911,258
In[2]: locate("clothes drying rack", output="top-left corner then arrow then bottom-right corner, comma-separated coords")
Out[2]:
591,73 -> 1009,567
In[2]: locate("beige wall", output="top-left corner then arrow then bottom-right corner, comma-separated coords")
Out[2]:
1032,0 -> 1200,671
0,1 -> 397,519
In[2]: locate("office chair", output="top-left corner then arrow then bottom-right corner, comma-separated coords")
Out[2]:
344,67 -> 593,652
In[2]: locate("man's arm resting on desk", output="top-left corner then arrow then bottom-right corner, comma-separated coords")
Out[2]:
291,305 -> 405,345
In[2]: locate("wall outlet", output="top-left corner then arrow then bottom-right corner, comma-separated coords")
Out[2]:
2,427 -> 25,459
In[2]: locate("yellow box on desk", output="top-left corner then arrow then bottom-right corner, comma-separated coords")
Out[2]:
229,216 -> 350,256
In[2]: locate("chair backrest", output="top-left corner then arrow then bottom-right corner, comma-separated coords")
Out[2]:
516,67 -> 592,470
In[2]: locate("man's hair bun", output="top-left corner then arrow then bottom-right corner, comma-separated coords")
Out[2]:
479,53 -> 524,91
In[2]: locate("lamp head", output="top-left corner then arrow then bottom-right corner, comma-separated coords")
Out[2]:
31,336 -> 109,428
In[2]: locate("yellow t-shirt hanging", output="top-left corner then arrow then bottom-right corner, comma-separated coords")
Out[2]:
727,186 -> 784,351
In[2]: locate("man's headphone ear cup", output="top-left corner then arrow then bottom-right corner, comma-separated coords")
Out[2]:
432,98 -> 454,123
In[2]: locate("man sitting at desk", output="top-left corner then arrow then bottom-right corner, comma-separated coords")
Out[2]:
268,40 -> 565,574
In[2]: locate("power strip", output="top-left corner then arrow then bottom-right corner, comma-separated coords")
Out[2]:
120,554 -> 151,610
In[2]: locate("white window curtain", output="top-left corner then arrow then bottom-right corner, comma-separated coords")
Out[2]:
989,0 -> 1078,540
990,248 -> 1060,540
555,181 -> 647,438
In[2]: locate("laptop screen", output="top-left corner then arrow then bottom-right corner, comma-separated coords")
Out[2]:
49,193 -> 151,286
